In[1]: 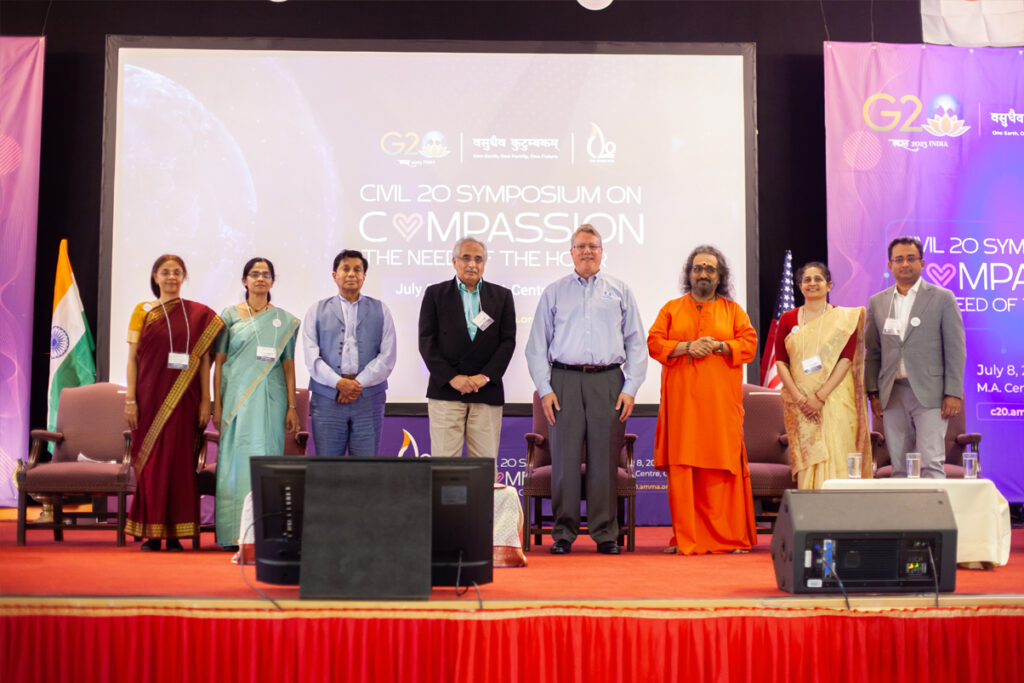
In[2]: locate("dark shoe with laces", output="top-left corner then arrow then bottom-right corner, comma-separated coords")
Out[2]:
165,539 -> 184,552
596,541 -> 621,555
140,539 -> 161,552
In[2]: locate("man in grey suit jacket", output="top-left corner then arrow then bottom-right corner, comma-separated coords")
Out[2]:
865,237 -> 966,478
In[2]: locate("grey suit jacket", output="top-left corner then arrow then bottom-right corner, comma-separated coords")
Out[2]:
864,279 -> 966,409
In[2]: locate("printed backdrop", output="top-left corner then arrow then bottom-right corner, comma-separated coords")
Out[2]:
825,41 -> 1024,502
0,38 -> 46,507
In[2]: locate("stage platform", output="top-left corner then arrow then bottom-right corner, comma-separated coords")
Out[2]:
3,523 -> 1024,682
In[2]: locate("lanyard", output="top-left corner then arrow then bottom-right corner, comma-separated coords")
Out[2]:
244,302 -> 279,349
158,299 -> 190,355
799,305 -> 827,359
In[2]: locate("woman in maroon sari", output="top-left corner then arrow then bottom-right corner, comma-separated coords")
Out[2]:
124,255 -> 223,551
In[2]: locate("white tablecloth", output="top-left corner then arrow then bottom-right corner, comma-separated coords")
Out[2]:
821,478 -> 1011,566
235,483 -> 528,568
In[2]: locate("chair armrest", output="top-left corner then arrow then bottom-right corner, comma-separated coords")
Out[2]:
197,429 -> 219,471
870,431 -> 886,447
956,433 -> 982,449
778,433 -> 790,447
122,430 -> 133,467
27,431 -> 63,467
623,433 -> 637,477
524,433 -> 546,474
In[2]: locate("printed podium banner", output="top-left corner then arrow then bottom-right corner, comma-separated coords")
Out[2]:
825,42 -> 1024,502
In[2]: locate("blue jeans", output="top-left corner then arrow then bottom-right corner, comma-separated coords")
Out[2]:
310,390 -> 386,457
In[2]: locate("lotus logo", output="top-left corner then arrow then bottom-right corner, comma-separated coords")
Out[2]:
419,131 -> 451,159
396,429 -> 431,458
922,94 -> 970,138
587,123 -> 616,163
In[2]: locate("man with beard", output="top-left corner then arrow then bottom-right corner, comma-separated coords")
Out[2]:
526,224 -> 647,555
646,245 -> 759,554
418,237 -> 516,462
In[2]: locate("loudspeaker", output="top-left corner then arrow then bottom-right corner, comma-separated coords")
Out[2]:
299,458 -> 432,600
770,489 -> 957,594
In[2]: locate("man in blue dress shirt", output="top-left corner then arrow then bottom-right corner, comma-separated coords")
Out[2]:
302,250 -> 397,457
525,224 -> 648,555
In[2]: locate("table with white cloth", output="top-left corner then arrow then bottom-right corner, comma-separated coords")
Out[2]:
235,482 -> 527,567
821,478 -> 1011,567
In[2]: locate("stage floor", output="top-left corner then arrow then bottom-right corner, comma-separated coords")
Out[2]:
3,523 -> 1023,608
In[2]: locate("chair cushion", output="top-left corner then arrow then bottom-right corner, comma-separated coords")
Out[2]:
22,462 -> 136,493
748,462 -> 794,497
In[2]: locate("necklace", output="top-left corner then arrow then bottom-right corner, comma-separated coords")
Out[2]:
246,299 -> 270,315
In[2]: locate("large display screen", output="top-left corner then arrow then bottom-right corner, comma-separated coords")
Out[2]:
100,38 -> 757,407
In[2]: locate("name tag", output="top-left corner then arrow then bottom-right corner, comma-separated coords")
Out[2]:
167,352 -> 189,370
256,345 -> 276,362
472,310 -> 494,331
802,355 -> 823,374
882,317 -> 902,336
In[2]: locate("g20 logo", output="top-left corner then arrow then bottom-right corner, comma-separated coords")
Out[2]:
862,93 -> 970,138
862,93 -> 923,132
380,131 -> 421,155
379,130 -> 450,158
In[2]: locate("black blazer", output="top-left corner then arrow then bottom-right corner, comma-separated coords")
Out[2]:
418,278 -> 516,406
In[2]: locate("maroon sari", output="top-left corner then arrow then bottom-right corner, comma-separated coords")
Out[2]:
125,299 -> 223,540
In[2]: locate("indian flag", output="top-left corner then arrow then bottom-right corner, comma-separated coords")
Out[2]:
48,239 -> 96,435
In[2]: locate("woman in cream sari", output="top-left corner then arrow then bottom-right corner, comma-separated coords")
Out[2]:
212,257 -> 300,549
775,262 -> 871,488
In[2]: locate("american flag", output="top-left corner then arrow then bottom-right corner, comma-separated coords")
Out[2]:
759,250 -> 795,389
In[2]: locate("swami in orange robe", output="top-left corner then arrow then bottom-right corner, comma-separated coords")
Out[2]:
647,294 -> 759,554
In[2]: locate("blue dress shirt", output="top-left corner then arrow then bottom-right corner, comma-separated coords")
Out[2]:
525,270 -> 647,398
457,278 -> 482,341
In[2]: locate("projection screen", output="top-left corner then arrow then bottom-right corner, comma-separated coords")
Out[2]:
99,38 -> 758,410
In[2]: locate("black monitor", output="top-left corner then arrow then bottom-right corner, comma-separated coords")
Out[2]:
249,456 -> 307,585
249,456 -> 496,590
430,458 -> 495,588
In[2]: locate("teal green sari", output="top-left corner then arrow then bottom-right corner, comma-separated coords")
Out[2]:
214,306 -> 299,546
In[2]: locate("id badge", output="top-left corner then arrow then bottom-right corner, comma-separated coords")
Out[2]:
167,352 -> 189,370
882,317 -> 902,336
472,310 -> 494,331
256,345 -> 276,362
802,355 -> 823,374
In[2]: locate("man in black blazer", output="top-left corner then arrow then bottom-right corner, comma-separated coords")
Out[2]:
418,237 -> 516,460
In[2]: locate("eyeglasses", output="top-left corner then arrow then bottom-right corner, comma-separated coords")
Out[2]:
572,243 -> 602,252
691,264 -> 718,275
890,256 -> 920,265
247,271 -> 273,280
458,255 -> 485,264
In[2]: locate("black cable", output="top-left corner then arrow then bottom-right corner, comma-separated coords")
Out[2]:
870,0 -> 876,44
40,0 -> 54,36
927,544 -> 939,608
818,0 -> 832,44
821,545 -> 851,610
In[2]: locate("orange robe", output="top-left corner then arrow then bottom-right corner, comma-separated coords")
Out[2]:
647,295 -> 758,554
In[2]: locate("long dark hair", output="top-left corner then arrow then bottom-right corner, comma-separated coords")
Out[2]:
242,257 -> 276,303
150,254 -> 187,297
681,245 -> 733,299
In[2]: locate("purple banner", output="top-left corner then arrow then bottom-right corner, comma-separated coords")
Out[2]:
375,416 -> 670,526
825,42 -> 1024,501
0,37 -> 46,507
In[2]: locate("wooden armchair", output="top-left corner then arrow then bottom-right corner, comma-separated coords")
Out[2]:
16,383 -> 136,546
521,392 -> 637,552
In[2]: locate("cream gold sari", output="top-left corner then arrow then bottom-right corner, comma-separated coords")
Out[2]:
781,306 -> 871,488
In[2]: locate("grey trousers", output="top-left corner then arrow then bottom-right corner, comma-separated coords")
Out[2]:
884,379 -> 948,478
548,366 -> 623,544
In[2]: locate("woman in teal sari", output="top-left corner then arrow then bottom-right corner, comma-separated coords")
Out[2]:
212,257 -> 300,549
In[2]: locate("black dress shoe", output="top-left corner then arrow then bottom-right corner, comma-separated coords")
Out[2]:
550,539 -> 572,555
140,539 -> 161,552
165,539 -> 184,552
596,541 -> 621,555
